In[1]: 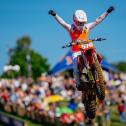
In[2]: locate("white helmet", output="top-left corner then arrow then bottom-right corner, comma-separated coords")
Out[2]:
73,10 -> 87,30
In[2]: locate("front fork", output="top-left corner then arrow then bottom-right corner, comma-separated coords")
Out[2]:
78,53 -> 94,82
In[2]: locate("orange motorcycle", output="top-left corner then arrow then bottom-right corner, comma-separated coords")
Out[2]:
62,38 -> 106,119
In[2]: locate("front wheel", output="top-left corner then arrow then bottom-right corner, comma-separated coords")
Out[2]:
83,99 -> 96,119
82,82 -> 96,119
93,54 -> 105,101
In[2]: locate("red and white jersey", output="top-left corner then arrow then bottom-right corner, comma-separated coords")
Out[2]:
54,11 -> 108,52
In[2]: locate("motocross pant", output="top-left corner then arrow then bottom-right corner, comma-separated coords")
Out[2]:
72,51 -> 81,87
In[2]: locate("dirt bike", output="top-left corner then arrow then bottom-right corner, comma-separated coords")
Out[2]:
62,37 -> 106,119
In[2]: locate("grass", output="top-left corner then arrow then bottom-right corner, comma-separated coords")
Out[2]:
110,106 -> 125,126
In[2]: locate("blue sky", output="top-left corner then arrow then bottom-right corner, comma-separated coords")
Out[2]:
0,0 -> 126,72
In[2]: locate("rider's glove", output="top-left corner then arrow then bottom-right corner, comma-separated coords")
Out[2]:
48,10 -> 56,16
107,6 -> 115,13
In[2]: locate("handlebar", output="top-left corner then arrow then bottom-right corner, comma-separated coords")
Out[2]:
92,38 -> 106,41
62,37 -> 106,48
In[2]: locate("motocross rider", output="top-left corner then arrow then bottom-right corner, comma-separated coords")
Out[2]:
49,6 -> 114,89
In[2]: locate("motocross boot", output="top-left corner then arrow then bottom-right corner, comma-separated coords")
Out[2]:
74,73 -> 80,89
74,73 -> 85,91
74,73 -> 89,91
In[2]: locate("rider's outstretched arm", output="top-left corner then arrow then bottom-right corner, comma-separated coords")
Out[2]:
49,10 -> 71,32
87,6 -> 114,30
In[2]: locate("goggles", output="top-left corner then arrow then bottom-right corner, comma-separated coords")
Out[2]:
74,20 -> 86,26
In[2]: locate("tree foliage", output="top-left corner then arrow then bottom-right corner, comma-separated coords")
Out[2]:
2,36 -> 50,79
113,61 -> 126,73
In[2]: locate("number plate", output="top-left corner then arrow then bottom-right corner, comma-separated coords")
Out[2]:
81,42 -> 94,50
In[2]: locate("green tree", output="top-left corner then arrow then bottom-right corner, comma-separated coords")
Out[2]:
2,36 -> 50,79
113,61 -> 126,73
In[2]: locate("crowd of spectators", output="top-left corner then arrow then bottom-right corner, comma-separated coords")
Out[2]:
0,70 -> 126,126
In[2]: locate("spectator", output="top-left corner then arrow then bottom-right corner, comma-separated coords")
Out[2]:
117,100 -> 126,124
